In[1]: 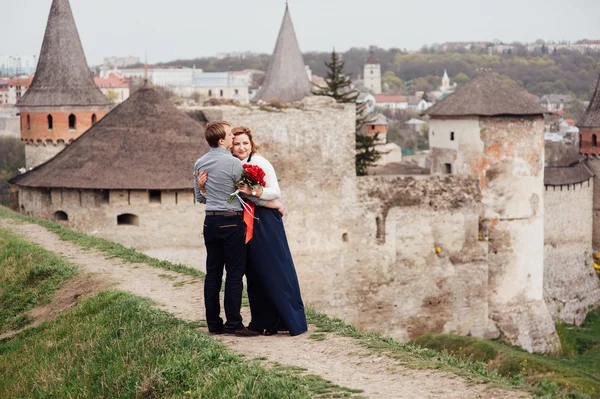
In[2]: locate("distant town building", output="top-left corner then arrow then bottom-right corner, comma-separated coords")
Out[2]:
0,79 -> 8,107
374,94 -> 407,109
363,53 -> 382,94
193,72 -> 250,103
94,72 -> 131,104
0,55 -> 38,76
103,56 -> 140,69
6,76 -> 34,106
539,94 -> 574,112
363,113 -> 388,144
120,67 -> 194,88
407,96 -> 431,111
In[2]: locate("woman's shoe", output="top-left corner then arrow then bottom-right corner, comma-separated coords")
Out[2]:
264,329 -> 278,336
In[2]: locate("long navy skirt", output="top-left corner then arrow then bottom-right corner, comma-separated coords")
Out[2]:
246,207 -> 308,336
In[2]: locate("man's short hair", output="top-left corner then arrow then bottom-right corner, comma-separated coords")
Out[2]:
204,121 -> 231,148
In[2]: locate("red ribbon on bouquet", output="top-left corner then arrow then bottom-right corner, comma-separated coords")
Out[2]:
244,201 -> 255,243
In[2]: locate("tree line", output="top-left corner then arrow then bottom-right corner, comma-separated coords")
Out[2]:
157,47 -> 600,100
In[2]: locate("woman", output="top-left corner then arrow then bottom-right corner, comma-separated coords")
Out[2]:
198,126 -> 307,336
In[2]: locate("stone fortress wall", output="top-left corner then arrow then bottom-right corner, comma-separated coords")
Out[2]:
16,96 -> 600,352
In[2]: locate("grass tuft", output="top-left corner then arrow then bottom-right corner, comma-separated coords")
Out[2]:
0,227 -> 77,333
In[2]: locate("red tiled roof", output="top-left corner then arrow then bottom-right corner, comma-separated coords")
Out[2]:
8,76 -> 34,87
374,94 -> 407,103
93,73 -> 130,89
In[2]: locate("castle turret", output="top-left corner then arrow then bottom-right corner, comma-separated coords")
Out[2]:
579,71 -> 600,250
252,4 -> 312,104
364,52 -> 382,95
426,74 -> 560,353
18,0 -> 111,168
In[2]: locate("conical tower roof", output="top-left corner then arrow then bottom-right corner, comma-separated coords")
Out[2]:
425,73 -> 547,117
10,86 -> 209,190
578,72 -> 600,128
18,0 -> 110,107
253,5 -> 312,103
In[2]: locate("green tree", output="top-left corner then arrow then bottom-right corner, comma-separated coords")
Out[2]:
382,71 -> 404,92
105,89 -> 119,103
565,99 -> 587,123
453,73 -> 470,85
313,49 -> 358,103
314,49 -> 380,175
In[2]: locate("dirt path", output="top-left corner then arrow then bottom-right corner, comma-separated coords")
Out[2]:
0,219 -> 531,399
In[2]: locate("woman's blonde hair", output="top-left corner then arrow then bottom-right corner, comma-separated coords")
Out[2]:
232,126 -> 259,154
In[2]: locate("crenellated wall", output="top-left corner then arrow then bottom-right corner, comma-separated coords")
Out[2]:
544,181 -> 600,324
18,187 -> 204,261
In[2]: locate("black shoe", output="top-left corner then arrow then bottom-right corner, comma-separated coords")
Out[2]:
208,329 -> 224,335
225,327 -> 260,337
264,329 -> 278,336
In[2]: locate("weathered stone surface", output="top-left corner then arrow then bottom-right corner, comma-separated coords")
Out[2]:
544,181 -> 600,324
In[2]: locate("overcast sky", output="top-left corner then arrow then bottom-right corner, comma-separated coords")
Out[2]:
2,0 -> 599,65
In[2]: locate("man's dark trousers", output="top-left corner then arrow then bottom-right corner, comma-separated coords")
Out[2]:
203,214 -> 246,333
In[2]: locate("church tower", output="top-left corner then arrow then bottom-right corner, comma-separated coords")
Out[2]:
441,69 -> 450,89
363,52 -> 382,94
578,70 -> 600,249
18,0 -> 111,168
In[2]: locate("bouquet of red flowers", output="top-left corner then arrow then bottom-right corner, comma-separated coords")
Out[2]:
227,164 -> 267,203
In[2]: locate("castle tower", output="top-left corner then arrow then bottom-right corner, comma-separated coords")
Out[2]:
17,0 -> 111,168
578,71 -> 600,249
363,52 -> 382,94
426,74 -> 560,353
252,4 -> 312,103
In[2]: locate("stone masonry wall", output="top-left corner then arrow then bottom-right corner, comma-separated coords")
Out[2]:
544,181 -> 600,324
208,98 -> 494,342
18,187 -> 204,263
478,116 -> 559,353
25,142 -> 66,169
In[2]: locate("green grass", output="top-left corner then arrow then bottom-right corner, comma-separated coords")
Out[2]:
3,205 -> 598,398
0,227 -> 78,333
412,311 -> 600,399
305,307 -> 528,388
0,221 -> 363,399
0,291 -> 314,398
0,206 -> 204,279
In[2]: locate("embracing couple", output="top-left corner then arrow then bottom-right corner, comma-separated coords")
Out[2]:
193,121 -> 307,337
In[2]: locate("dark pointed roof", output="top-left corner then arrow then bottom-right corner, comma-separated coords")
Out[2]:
252,5 -> 312,103
544,162 -> 594,186
366,52 -> 379,65
425,73 -> 548,117
578,72 -> 600,128
10,86 -> 209,190
18,0 -> 110,107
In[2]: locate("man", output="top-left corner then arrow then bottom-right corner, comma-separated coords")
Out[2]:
194,121 -> 258,337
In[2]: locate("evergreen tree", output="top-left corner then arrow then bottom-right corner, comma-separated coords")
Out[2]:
313,49 -> 358,103
314,49 -> 380,175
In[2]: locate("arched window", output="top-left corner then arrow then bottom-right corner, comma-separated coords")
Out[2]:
47,114 -> 53,130
91,114 -> 97,125
26,115 -> 30,131
208,90 -> 212,97
53,211 -> 68,221
450,132 -> 455,141
593,134 -> 597,148
117,213 -> 139,226
68,114 -> 76,129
